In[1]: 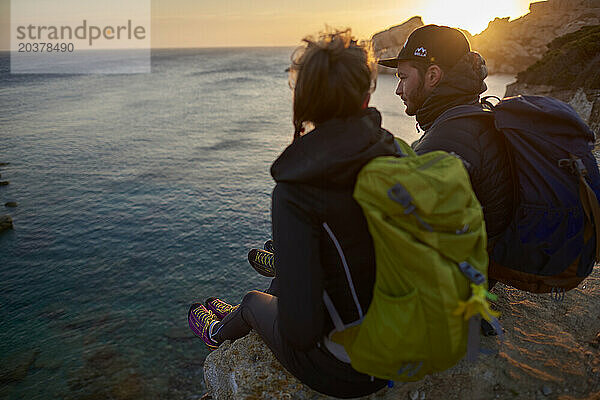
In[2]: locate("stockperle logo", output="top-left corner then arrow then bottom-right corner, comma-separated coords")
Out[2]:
11,0 -> 151,74
414,47 -> 428,57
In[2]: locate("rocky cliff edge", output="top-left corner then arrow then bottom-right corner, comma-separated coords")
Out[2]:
201,268 -> 600,400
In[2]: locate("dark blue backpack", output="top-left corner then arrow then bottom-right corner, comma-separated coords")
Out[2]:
437,95 -> 600,294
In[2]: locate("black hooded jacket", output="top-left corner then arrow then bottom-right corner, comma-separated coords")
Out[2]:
412,53 -> 514,239
270,108 -> 397,350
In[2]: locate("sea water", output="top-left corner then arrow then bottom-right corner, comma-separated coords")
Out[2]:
0,47 -> 514,399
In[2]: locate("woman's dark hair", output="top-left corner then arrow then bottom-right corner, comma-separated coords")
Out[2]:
289,29 -> 376,138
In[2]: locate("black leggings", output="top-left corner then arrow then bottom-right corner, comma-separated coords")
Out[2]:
211,283 -> 386,398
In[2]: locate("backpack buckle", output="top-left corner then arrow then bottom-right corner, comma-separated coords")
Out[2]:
558,158 -> 572,170
574,158 -> 588,176
458,262 -> 485,285
481,95 -> 500,110
388,184 -> 433,231
388,184 -> 413,209
558,156 -> 588,176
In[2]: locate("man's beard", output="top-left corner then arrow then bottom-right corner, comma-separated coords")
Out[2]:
405,78 -> 428,116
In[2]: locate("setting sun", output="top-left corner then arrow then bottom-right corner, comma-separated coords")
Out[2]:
418,0 -> 531,34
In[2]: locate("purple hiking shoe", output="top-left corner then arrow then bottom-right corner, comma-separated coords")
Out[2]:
205,297 -> 239,320
188,303 -> 220,350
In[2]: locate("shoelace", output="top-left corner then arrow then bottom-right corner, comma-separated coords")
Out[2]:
193,307 -> 216,325
255,251 -> 274,269
211,300 -> 237,315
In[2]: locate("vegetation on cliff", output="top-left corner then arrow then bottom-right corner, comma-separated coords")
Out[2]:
516,25 -> 600,89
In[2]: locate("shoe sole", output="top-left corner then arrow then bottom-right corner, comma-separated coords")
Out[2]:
188,302 -> 205,338
248,248 -> 275,277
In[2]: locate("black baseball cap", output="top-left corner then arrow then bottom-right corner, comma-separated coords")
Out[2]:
378,25 -> 471,69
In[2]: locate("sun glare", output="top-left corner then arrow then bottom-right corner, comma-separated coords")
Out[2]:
418,0 -> 531,35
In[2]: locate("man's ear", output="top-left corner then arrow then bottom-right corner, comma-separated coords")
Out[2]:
424,65 -> 443,90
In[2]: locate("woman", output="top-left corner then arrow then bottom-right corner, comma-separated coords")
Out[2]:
189,30 -> 398,398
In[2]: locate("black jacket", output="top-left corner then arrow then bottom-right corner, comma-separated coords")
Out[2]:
270,108 -> 397,350
413,53 -> 514,239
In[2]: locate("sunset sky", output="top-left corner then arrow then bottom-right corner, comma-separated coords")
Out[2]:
0,0 -> 534,49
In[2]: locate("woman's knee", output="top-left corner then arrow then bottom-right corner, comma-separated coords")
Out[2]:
240,291 -> 277,318
241,290 -> 264,307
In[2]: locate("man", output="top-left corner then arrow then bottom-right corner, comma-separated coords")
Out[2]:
379,25 -> 514,335
379,24 -> 513,248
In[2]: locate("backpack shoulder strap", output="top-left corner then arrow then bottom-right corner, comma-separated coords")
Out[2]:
566,155 -> 600,261
429,104 -> 494,132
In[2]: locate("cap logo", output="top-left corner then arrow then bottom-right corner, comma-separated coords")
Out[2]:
414,47 -> 427,57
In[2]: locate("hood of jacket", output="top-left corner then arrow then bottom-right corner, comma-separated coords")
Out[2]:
271,107 -> 397,188
416,51 -> 488,131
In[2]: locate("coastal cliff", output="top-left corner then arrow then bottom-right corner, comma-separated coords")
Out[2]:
471,0 -> 600,74
371,16 -> 424,62
504,25 -> 600,134
370,0 -> 600,75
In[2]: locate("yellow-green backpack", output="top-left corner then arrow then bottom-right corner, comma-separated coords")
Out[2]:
324,138 -> 498,382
